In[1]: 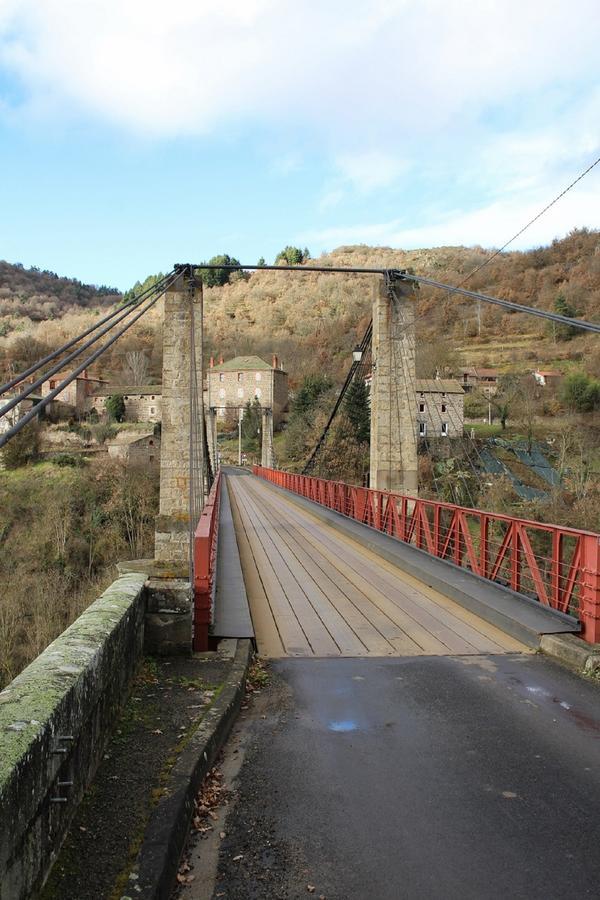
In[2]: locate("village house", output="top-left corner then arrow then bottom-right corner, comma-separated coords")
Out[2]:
87,385 -> 162,423
40,370 -> 107,418
416,379 -> 465,438
364,374 -> 465,438
532,368 -> 563,388
107,430 -> 160,468
455,366 -> 500,396
207,354 -> 288,425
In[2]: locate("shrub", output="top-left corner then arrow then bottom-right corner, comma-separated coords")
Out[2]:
51,452 -> 85,467
1,422 -> 40,469
561,372 -> 600,412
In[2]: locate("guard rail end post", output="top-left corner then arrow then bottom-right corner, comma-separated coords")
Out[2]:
580,533 -> 600,643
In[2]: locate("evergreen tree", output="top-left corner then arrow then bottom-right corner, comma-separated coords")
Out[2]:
197,254 -> 241,287
344,377 -> 370,444
241,398 -> 262,453
275,246 -> 309,266
293,374 -> 332,416
257,257 -> 266,267
106,394 -> 126,422
550,293 -> 578,341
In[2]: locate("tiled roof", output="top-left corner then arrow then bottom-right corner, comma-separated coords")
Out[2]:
416,379 -> 464,394
211,356 -> 276,372
90,385 -> 162,397
108,430 -> 157,446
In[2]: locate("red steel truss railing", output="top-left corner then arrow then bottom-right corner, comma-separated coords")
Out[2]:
253,466 -> 600,643
193,470 -> 222,651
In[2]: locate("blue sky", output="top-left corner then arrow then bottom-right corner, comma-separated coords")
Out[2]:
0,0 -> 599,291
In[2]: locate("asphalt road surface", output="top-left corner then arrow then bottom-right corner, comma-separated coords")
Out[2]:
188,653 -> 600,900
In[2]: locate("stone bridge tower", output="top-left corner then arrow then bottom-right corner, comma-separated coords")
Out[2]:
155,270 -> 205,564
369,273 -> 418,495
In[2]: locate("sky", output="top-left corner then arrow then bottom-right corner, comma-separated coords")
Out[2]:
0,0 -> 599,291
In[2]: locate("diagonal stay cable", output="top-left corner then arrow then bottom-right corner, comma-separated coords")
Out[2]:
0,272 -> 178,449
0,272 -> 175,397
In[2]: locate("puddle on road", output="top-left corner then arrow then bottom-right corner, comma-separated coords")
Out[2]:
328,720 -> 358,732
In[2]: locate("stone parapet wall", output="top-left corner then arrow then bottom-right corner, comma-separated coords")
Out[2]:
0,572 -> 147,900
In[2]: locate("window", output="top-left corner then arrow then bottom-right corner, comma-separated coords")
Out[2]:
150,407 -> 155,414
419,403 -> 425,413
149,439 -> 154,446
419,422 -> 427,437
255,388 -> 262,399
441,404 -> 446,413
219,388 -> 225,399
441,392 -> 446,398
255,372 -> 262,382
151,395 -> 155,400
441,422 -> 449,436
237,373 -> 243,382
237,388 -> 244,398
219,373 -> 224,382
149,455 -> 154,462
49,380 -> 56,389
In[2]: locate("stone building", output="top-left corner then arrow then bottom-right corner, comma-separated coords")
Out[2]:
416,379 -> 464,438
40,370 -> 106,417
107,430 -> 160,468
87,386 -> 162,423
207,354 -> 288,425
454,367 -> 499,396
532,368 -> 563,388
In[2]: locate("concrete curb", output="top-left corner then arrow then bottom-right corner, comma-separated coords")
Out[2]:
540,633 -> 600,676
123,639 -> 254,900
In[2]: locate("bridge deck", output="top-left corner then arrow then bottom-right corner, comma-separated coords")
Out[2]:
227,472 -> 526,658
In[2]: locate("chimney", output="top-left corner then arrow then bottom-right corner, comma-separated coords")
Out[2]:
219,355 -> 224,364
272,354 -> 278,369
209,356 -> 215,368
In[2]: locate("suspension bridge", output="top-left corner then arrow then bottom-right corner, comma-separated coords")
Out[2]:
1,260 -> 600,899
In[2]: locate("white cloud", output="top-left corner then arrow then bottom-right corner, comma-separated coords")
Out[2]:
0,0 -> 599,138
302,185 -> 600,252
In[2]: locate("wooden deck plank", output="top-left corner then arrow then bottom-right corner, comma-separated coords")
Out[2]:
227,480 -> 284,657
241,479 -> 455,655
239,480 -> 392,656
229,474 -> 527,659
232,479 -> 342,656
228,479 -> 313,656
242,480 -> 422,655
243,479 -> 478,654
262,487 -> 520,654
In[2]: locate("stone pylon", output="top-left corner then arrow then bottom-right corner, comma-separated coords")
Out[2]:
369,274 -> 418,494
261,408 -> 274,468
155,271 -> 205,564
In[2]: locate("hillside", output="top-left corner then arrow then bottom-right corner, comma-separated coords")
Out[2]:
0,260 -> 120,331
201,229 -> 600,386
1,229 -> 599,387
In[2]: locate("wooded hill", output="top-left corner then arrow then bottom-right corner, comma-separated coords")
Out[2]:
0,260 -> 120,330
202,228 -> 600,385
1,229 -> 599,386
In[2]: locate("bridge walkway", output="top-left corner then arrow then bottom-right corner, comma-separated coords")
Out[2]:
226,471 -> 526,658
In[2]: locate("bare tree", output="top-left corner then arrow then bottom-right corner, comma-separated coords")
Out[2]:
123,350 -> 149,385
